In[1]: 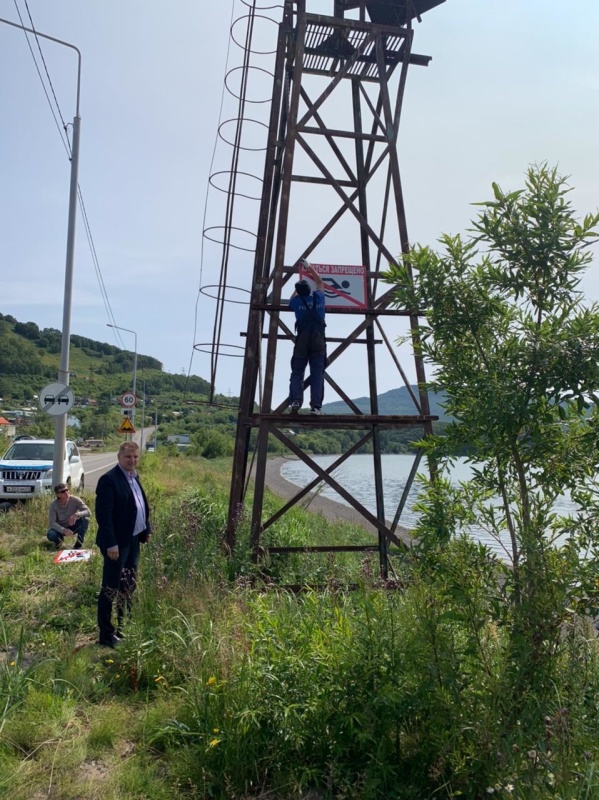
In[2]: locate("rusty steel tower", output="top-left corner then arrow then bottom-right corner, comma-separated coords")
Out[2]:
226,0 -> 444,577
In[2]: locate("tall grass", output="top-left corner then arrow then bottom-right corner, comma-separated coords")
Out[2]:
1,454 -> 599,798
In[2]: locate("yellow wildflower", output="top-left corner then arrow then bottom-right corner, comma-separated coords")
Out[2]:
206,676 -> 216,686
9,661 -> 15,667
213,728 -> 220,734
209,738 -> 220,747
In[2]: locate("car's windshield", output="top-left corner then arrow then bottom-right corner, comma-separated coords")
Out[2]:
2,443 -> 54,461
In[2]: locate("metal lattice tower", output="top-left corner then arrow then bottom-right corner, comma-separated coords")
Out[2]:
226,0 -> 445,577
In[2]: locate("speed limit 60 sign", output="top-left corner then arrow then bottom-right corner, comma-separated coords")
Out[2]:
120,392 -> 137,408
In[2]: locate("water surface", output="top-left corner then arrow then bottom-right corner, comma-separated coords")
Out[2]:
280,454 -> 577,559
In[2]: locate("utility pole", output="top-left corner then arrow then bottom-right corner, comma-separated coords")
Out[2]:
0,17 -> 83,486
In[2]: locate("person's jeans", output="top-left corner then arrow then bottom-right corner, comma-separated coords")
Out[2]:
289,350 -> 326,409
46,517 -> 89,547
97,537 -> 140,642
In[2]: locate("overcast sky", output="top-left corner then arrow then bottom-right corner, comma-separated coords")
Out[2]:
1,0 -> 598,401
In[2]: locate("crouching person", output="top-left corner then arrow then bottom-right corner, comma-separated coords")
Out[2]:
46,483 -> 90,549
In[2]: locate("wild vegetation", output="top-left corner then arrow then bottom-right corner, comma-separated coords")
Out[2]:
385,163 -> 599,789
1,450 -> 599,799
2,166 -> 599,798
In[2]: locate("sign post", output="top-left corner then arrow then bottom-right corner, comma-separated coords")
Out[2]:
119,392 -> 137,441
120,392 -> 137,409
117,417 -> 136,435
39,382 -> 75,417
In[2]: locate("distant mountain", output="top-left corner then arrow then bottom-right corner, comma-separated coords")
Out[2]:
322,385 -> 451,421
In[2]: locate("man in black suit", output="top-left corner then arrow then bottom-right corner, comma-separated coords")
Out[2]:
95,441 -> 151,648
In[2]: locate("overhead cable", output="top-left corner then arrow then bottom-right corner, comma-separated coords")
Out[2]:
11,0 -> 126,352
186,0 -> 237,391
12,0 -> 71,156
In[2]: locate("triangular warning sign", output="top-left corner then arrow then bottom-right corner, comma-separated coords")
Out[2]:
118,417 -> 136,434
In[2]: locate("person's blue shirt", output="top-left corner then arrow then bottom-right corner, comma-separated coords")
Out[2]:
290,290 -> 326,324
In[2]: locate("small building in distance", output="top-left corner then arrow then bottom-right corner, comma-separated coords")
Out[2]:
0,417 -> 16,440
166,434 -> 191,452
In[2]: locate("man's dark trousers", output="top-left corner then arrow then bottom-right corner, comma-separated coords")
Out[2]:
46,517 -> 89,547
290,350 -> 326,409
289,319 -> 326,409
97,537 -> 140,642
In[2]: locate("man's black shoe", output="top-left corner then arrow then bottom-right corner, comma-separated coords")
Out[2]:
97,635 -> 120,649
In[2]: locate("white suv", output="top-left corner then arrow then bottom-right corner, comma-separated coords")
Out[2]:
0,438 -> 85,506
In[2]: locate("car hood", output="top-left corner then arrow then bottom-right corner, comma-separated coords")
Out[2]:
0,460 -> 55,471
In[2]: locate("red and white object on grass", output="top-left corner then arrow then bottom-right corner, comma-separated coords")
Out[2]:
53,549 -> 93,564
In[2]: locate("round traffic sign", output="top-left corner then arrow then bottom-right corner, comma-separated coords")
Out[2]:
39,382 -> 75,416
120,392 -> 137,408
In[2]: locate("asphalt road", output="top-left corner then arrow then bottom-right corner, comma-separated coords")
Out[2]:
81,451 -> 120,493
81,427 -> 155,493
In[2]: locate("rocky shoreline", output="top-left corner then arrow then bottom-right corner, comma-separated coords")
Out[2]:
263,456 -> 412,547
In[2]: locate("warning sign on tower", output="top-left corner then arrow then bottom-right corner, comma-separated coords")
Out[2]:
299,264 -> 367,309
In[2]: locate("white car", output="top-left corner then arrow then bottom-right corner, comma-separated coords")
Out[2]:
0,438 -> 85,505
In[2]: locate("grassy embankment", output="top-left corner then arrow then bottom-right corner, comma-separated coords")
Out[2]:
1,453 -> 599,799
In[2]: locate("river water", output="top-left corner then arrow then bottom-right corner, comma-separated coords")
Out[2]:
280,454 -> 577,560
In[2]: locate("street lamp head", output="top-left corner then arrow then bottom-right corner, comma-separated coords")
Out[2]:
107,323 -> 137,340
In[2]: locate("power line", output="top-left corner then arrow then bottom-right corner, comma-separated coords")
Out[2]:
11,0 -> 71,157
11,0 -> 125,351
22,0 -> 68,130
76,186 -> 125,349
187,0 -> 237,389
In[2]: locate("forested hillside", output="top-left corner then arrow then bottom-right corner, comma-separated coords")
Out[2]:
0,311 -> 225,451
0,312 -> 210,403
1,311 -> 446,456
322,385 -> 450,421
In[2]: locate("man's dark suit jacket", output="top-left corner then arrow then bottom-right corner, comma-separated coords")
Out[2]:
95,464 -> 151,553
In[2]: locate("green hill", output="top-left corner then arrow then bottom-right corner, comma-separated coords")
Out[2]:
0,311 -> 447,456
0,312 -> 211,404
322,385 -> 451,421
0,311 -> 227,450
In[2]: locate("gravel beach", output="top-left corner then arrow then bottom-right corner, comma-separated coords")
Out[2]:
263,456 -> 412,547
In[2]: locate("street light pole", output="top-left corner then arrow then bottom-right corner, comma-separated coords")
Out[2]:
0,17 -> 83,486
139,379 -> 146,451
107,324 -> 138,428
